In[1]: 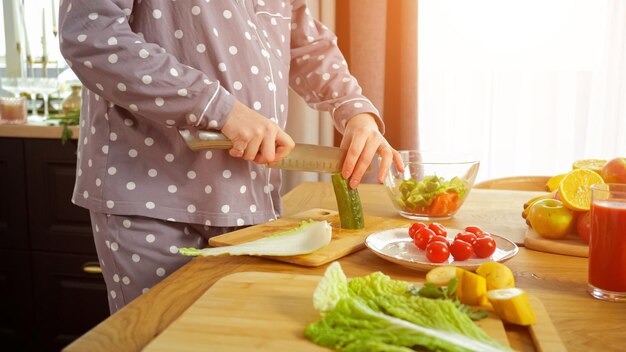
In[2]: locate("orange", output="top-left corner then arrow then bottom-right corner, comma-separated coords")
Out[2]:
558,169 -> 605,211
572,159 -> 606,174
545,174 -> 565,192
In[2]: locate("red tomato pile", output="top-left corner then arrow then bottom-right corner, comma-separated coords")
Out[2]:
408,223 -> 497,263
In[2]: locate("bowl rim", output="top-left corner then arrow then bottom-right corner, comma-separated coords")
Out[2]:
395,150 -> 480,164
400,160 -> 480,166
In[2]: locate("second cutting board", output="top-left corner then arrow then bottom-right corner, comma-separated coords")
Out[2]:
524,228 -> 588,257
143,272 -> 510,351
209,208 -> 405,267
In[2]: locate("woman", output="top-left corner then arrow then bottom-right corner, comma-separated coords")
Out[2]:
59,0 -> 402,313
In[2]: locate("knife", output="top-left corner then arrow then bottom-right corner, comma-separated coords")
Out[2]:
179,130 -> 345,173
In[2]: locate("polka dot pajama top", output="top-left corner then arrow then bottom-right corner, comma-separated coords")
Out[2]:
58,0 -> 382,227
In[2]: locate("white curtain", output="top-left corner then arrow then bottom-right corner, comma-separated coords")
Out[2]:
282,0 -> 336,194
418,0 -> 626,183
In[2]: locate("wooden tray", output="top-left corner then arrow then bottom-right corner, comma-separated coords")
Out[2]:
208,208 -> 405,267
145,272 -> 565,352
524,228 -> 588,257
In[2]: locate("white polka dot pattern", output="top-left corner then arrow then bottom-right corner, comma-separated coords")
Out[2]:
60,0 -> 381,228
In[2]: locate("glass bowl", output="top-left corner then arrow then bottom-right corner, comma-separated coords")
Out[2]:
385,151 -> 480,220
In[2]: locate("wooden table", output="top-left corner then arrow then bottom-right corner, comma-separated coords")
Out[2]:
64,183 -> 625,352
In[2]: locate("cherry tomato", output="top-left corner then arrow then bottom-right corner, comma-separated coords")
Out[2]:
473,236 -> 496,258
414,227 -> 436,250
428,235 -> 450,249
409,222 -> 427,239
428,222 -> 447,237
426,241 -> 450,263
450,239 -> 474,261
454,231 -> 477,245
465,225 -> 484,236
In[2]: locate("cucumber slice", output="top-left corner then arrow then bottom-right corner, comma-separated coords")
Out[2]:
331,173 -> 365,229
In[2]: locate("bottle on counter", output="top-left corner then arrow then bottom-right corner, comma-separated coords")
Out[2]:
62,84 -> 82,114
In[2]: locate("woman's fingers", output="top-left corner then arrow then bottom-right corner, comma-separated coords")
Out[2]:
338,113 -> 406,188
341,132 -> 367,181
340,131 -> 403,188
228,139 -> 247,158
392,149 -> 405,172
243,136 -> 263,161
262,130 -> 295,166
255,131 -> 277,164
222,101 -> 294,164
348,139 -> 379,189
274,129 -> 295,161
376,145 -> 394,183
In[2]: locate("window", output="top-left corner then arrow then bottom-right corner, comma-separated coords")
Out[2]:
418,0 -> 625,182
2,0 -> 63,75
0,4 -> 5,62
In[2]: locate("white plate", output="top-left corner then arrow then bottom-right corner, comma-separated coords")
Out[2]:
365,227 -> 519,271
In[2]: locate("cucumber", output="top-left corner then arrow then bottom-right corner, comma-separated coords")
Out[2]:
331,173 -> 365,229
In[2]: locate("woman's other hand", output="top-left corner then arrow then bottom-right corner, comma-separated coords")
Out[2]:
221,101 -> 295,164
340,114 -> 404,189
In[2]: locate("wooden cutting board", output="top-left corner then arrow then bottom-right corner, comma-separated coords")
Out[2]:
144,272 -> 565,352
524,228 -> 588,257
208,208 -> 405,267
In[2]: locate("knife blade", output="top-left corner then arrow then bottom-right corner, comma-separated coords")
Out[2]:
179,130 -> 345,173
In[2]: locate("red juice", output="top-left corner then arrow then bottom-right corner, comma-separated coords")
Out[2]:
588,199 -> 626,293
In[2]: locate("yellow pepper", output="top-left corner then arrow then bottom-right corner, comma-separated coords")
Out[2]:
456,270 -> 488,307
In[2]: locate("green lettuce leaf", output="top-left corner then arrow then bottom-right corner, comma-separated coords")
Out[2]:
313,262 -> 349,313
305,263 -> 511,352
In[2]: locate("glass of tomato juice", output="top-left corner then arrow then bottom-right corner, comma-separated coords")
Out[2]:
588,183 -> 626,301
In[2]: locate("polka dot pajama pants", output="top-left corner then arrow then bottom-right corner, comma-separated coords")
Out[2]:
89,212 -> 240,314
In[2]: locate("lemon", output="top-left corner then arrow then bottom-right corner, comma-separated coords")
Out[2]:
545,174 -> 565,192
487,288 -> 536,326
476,262 -> 516,290
558,169 -> 605,211
572,159 -> 606,174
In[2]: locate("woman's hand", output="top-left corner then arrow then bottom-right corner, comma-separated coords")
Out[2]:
340,114 -> 404,189
221,101 -> 295,164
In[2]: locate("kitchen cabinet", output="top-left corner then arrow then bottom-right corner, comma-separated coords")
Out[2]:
0,138 -> 28,250
0,137 -> 109,351
32,252 -> 109,350
0,250 -> 33,350
25,139 -> 97,254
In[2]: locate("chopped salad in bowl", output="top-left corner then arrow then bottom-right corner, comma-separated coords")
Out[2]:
385,151 -> 480,220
